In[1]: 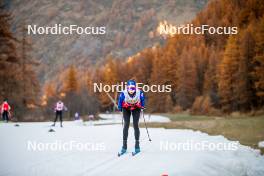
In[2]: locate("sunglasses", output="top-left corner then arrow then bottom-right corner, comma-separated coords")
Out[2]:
127,86 -> 136,90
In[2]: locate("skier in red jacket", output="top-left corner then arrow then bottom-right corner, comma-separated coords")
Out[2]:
1,99 -> 11,123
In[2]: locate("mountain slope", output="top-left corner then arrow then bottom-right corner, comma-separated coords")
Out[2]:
8,0 -> 208,81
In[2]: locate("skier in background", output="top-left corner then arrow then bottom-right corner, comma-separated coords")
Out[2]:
118,79 -> 145,155
74,112 -> 80,120
1,99 -> 11,123
52,100 -> 67,127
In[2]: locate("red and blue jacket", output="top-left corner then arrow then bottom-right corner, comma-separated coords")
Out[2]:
118,89 -> 145,111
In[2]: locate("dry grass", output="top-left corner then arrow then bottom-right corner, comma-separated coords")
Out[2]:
140,113 -> 264,154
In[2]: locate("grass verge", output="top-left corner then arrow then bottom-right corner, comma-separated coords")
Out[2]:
140,113 -> 264,154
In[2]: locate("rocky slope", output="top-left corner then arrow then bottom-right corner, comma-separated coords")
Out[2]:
7,0 -> 208,81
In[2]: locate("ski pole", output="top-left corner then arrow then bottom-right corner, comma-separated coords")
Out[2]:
142,110 -> 151,141
121,111 -> 123,126
105,92 -> 124,126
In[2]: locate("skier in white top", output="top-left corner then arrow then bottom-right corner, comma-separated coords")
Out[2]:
52,100 -> 67,127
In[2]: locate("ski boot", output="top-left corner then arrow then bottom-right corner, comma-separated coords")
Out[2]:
132,147 -> 140,156
118,147 -> 127,157
118,140 -> 127,157
132,141 -> 140,156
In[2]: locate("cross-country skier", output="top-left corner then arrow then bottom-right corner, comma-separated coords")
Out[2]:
118,79 -> 145,155
74,112 -> 80,120
52,100 -> 67,127
1,99 -> 11,123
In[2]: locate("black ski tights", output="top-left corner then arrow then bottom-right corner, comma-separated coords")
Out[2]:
54,111 -> 63,125
2,111 -> 9,122
122,108 -> 141,149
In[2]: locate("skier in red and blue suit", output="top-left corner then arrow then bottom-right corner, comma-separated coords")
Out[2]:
118,79 -> 145,155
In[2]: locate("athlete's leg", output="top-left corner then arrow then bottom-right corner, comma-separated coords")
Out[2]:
53,111 -> 59,125
122,108 -> 131,149
59,111 -> 63,127
132,109 -> 141,148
